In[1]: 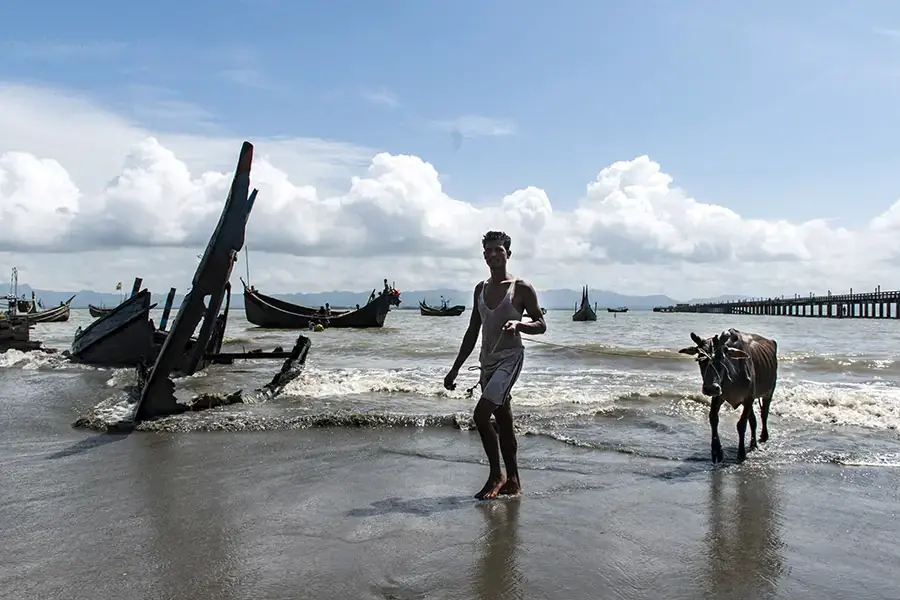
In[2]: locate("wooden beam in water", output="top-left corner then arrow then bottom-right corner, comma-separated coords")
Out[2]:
206,350 -> 295,363
158,287 -> 177,331
134,141 -> 256,422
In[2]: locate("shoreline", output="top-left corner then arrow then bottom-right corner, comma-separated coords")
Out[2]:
3,423 -> 898,599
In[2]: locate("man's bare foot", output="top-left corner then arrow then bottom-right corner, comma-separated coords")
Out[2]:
475,475 -> 506,500
498,478 -> 522,496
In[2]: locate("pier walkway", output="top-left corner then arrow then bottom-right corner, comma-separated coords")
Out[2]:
652,287 -> 900,319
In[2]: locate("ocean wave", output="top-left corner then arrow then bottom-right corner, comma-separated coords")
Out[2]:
71,369 -> 900,436
10,336 -> 900,434
6,340 -> 900,378
780,352 -> 900,375
69,402 -> 900,471
0,349 -> 91,371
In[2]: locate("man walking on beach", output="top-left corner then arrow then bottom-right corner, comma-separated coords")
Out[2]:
444,230 -> 547,499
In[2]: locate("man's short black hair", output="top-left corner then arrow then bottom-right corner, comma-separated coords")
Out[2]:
482,230 -> 511,252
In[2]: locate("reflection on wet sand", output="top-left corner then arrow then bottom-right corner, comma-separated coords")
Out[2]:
703,467 -> 788,600
135,437 -> 240,599
473,499 -> 523,600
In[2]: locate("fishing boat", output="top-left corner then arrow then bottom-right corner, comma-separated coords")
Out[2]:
419,297 -> 465,317
572,285 -> 598,322
88,304 -> 115,318
242,279 -> 401,328
607,306 -> 629,313
25,295 -> 75,323
70,289 -> 157,366
89,279 -> 138,318
16,296 -> 36,314
0,269 -> 73,323
2,269 -> 46,353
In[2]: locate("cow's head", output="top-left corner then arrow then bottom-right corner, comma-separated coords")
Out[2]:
678,331 -> 749,397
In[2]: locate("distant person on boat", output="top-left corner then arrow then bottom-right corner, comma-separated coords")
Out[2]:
444,230 -> 547,499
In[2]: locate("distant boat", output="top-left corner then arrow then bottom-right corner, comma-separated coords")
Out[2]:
607,306 -> 629,313
242,279 -> 401,328
89,280 -> 137,318
24,295 -> 75,323
419,297 -> 465,317
88,304 -> 116,318
572,285 -> 598,322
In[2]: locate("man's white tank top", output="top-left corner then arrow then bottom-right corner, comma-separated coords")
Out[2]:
477,277 -> 524,365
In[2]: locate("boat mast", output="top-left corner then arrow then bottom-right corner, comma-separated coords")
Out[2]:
7,268 -> 18,316
244,243 -> 251,287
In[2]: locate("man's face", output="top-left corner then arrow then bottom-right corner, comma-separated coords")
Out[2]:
483,240 -> 508,268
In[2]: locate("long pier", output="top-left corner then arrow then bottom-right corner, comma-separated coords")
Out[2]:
653,287 -> 900,319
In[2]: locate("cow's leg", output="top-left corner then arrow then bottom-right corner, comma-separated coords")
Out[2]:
748,402 -> 758,451
736,398 -> 753,461
709,395 -> 725,463
759,393 -> 773,443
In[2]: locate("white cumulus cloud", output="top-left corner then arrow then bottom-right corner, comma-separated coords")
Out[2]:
1,82 -> 899,299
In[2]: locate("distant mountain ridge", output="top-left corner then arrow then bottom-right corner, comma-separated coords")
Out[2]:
6,283 -> 747,311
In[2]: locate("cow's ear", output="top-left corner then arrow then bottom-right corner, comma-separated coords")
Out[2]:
726,347 -> 749,360
690,332 -> 704,346
678,347 -> 699,356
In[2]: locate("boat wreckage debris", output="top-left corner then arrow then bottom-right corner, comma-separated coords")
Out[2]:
71,333 -> 311,432
70,140 -> 314,432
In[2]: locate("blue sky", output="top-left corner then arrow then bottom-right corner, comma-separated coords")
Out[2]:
3,1 -> 900,226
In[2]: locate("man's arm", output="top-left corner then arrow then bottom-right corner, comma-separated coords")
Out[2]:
450,283 -> 483,372
514,280 -> 547,335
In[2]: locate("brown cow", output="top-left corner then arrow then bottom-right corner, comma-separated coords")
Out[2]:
678,328 -> 778,463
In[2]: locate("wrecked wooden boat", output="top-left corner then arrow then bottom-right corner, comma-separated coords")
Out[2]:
419,298 -> 465,317
70,278 -> 156,366
243,280 -> 401,328
572,285 -> 597,322
70,280 -> 219,372
0,314 -> 42,353
132,142 -> 309,424
162,282 -> 230,376
70,289 -> 157,367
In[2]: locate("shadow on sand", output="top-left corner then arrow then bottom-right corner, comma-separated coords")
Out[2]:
45,432 -> 132,460
346,494 -> 479,517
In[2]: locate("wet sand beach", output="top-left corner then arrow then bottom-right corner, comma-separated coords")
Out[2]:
2,309 -> 900,599
3,369 -> 899,600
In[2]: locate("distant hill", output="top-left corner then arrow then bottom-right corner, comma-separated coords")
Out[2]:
6,282 -> 708,311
